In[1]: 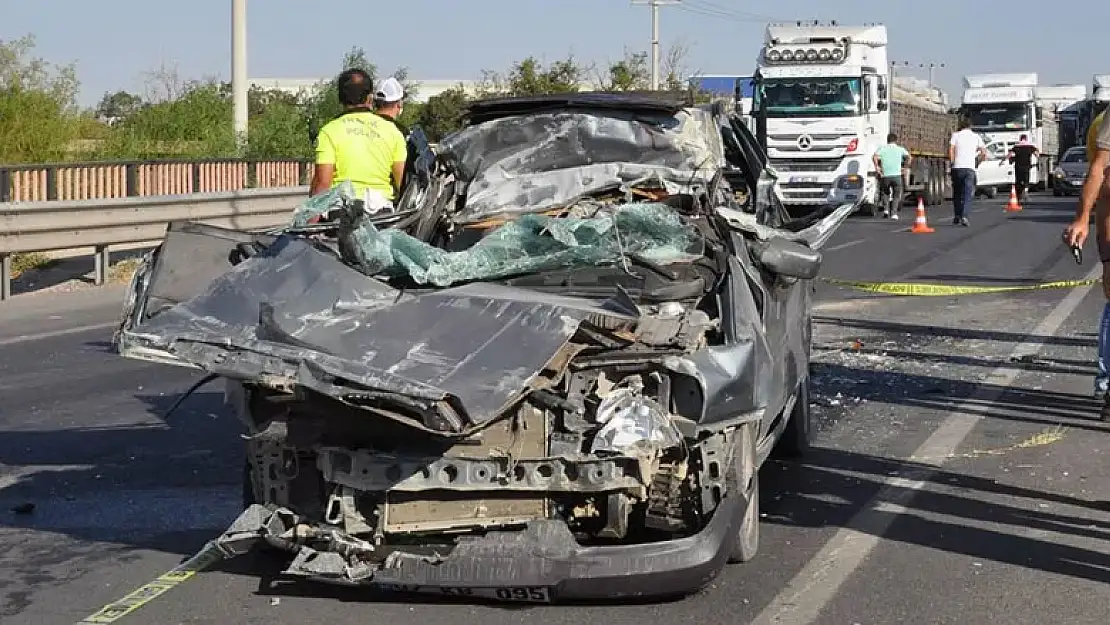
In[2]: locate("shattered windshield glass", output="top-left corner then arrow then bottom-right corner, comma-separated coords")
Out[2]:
293,184 -> 704,288
435,108 -> 724,222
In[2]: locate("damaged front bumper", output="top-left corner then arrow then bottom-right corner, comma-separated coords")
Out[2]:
216,498 -> 742,603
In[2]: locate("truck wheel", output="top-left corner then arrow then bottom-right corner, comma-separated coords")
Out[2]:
925,167 -> 938,205
932,163 -> 944,205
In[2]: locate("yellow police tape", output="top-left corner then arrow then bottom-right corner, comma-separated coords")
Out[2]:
820,277 -> 1101,296
76,541 -> 226,624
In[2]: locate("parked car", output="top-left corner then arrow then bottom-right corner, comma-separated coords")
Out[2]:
1052,146 -> 1088,197
113,92 -> 852,603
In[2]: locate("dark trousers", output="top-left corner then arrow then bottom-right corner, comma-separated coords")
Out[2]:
951,168 -> 976,219
880,175 -> 904,215
1014,166 -> 1031,200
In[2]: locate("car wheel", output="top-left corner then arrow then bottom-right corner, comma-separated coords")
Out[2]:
773,378 -> 812,458
728,472 -> 760,563
728,422 -> 760,564
983,186 -> 997,200
1053,188 -> 1063,197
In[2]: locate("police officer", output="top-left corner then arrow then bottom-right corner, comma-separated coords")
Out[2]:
309,69 -> 407,202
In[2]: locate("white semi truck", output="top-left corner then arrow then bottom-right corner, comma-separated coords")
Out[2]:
960,74 -> 1084,191
751,22 -> 955,216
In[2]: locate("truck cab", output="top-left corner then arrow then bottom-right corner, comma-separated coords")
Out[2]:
961,73 -> 1039,148
751,23 -> 890,214
960,75 -> 1085,191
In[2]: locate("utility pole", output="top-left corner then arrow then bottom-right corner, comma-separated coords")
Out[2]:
232,0 -> 248,151
921,62 -> 945,89
632,0 -> 679,90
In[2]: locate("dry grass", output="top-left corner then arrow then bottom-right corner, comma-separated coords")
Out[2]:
9,252 -> 57,278
106,257 -> 143,284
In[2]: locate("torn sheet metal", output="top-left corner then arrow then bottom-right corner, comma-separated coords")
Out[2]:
437,108 -> 725,222
714,201 -> 856,250
124,235 -> 637,433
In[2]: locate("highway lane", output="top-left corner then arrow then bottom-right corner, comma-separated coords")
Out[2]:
3,194 -> 1110,624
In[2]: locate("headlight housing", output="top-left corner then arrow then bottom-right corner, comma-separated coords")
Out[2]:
836,174 -> 863,189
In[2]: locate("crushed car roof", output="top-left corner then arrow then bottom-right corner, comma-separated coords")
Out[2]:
465,91 -> 691,125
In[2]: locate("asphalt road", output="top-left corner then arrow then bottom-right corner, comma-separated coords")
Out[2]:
4,194 -> 1110,624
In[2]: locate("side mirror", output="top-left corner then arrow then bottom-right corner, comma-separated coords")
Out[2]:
755,236 -> 822,280
876,101 -> 888,112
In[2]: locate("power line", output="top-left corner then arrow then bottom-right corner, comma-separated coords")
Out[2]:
679,0 -> 778,21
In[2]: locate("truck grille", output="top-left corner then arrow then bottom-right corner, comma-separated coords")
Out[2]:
779,182 -> 833,203
772,159 -> 842,173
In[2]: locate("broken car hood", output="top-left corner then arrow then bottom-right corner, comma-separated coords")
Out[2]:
117,234 -> 637,435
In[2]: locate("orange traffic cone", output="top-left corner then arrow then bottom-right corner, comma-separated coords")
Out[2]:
1005,185 -> 1022,212
911,196 -> 934,233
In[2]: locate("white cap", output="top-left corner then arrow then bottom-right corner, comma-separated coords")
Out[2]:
375,77 -> 404,103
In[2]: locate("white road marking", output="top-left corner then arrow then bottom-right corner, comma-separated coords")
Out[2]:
824,239 -> 866,252
0,322 -> 117,348
0,464 -> 95,491
751,262 -> 1102,625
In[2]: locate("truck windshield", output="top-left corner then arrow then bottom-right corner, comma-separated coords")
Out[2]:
966,104 -> 1029,131
759,78 -> 861,117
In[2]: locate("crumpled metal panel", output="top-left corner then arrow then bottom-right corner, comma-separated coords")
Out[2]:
127,235 -> 636,432
665,254 -> 774,424
714,200 -> 856,250
438,108 -> 724,222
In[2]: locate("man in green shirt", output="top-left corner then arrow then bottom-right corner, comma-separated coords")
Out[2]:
872,133 -> 912,219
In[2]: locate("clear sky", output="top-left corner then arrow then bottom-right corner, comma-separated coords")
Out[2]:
4,0 -> 1105,107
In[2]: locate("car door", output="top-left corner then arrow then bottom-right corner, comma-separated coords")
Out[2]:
976,140 -> 1014,189
718,111 -> 810,441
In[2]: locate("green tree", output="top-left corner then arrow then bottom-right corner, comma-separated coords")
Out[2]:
0,34 -> 81,163
599,51 -> 650,92
477,55 -> 587,97
95,90 -> 145,123
415,86 -> 471,141
102,79 -> 236,158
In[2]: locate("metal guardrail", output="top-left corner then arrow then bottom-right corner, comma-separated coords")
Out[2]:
0,186 -> 309,300
0,158 -> 312,203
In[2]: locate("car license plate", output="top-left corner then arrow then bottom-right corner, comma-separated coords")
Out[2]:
789,176 -> 819,184
375,583 -> 554,603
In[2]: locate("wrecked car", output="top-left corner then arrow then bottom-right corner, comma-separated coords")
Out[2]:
113,92 -> 852,603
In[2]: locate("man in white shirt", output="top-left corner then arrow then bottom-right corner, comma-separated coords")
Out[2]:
948,119 -> 987,226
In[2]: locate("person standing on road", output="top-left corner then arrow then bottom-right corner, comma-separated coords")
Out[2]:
1062,110 -> 1110,419
1007,134 -> 1039,203
948,119 -> 987,226
309,69 -> 408,203
873,133 -> 912,220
